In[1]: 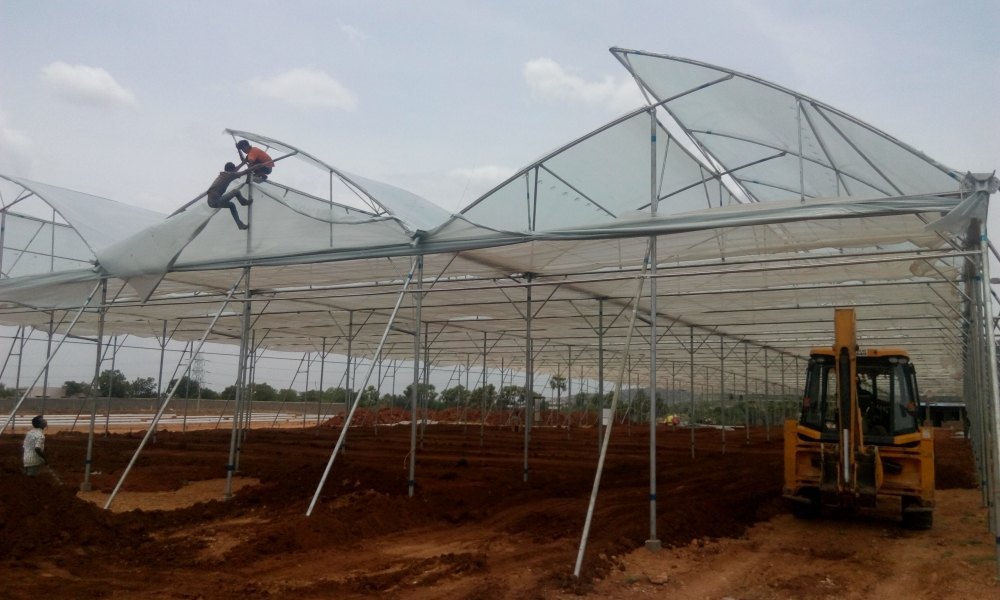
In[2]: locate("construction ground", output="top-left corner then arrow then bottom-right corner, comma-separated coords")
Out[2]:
0,416 -> 996,599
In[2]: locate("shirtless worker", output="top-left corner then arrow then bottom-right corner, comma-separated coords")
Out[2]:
235,139 -> 274,182
206,162 -> 252,230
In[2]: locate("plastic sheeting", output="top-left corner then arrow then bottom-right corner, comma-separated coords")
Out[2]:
225,129 -> 452,232
0,52 -> 991,399
2,176 -> 165,254
611,49 -> 962,201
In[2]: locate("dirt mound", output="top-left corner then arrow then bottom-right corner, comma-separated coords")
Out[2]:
0,423 -> 984,599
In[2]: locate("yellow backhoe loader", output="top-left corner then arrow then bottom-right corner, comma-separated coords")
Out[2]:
783,308 -> 935,528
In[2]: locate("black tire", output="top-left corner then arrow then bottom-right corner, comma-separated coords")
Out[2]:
791,489 -> 821,519
901,498 -> 933,529
902,509 -> 933,529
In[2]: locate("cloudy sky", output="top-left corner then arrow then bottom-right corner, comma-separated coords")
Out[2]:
0,0 -> 998,390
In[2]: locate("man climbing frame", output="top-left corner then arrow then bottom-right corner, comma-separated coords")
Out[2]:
236,139 -> 274,182
206,162 -> 253,230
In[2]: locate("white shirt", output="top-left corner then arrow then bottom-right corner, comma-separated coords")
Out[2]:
22,427 -> 45,467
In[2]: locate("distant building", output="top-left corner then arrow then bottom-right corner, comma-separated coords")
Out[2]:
26,386 -> 66,399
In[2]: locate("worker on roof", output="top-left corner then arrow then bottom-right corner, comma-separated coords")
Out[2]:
236,139 -> 274,182
206,162 -> 252,230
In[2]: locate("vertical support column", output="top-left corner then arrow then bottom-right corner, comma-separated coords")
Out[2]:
14,327 -> 24,428
480,332 -> 487,447
459,353 -> 472,435
81,279 -> 107,491
303,351 -> 312,428
704,365 -> 710,437
976,225 -> 1000,574
233,175 -> 255,450
968,272 -> 990,508
408,255 -> 423,498
567,345 -> 573,432
744,342 -> 750,445
42,313 -> 54,412
225,266 -> 252,500
317,338 -> 326,426
156,320 -> 167,413
796,99 -> 805,201
646,108 -> 661,551
720,335 -> 726,454
689,327 -> 696,458
41,209 -> 55,412
105,336 -> 118,437
0,209 -> 6,277
181,342 -> 192,433
764,348 -> 771,443
796,356 -> 801,410
780,354 -> 787,423
374,355 -> 384,432
523,275 -> 533,483
421,322 -> 430,447
346,311 -> 354,411
597,298 -> 604,450
243,332 -> 256,437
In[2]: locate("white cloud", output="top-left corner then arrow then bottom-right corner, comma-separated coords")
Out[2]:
339,23 -> 367,45
0,107 -> 34,175
40,61 -> 138,108
524,58 -> 644,112
249,68 -> 358,110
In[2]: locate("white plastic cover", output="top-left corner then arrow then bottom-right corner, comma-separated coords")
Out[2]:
0,53 -> 991,399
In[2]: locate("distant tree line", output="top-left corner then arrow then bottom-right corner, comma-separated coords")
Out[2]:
57,371 -> 583,411
63,369 -> 160,399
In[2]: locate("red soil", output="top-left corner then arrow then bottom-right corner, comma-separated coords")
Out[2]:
0,417 -> 987,599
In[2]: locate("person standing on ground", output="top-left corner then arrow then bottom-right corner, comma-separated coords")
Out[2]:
235,139 -> 274,182
206,162 -> 253,230
22,415 -> 47,476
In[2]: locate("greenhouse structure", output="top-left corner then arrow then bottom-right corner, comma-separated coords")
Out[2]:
0,49 -> 998,566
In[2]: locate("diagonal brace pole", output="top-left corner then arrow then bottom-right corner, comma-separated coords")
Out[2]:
1,281 -> 102,434
103,272 -> 247,509
307,258 -> 418,516
574,240 -> 652,578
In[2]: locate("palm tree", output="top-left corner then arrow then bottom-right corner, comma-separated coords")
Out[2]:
549,375 -> 567,414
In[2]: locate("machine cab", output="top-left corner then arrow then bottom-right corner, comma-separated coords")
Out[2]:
798,351 -> 921,444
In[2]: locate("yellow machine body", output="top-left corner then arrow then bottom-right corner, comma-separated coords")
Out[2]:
782,309 -> 935,527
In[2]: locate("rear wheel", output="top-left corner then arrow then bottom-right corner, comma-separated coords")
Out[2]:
791,488 -> 821,519
901,497 -> 933,529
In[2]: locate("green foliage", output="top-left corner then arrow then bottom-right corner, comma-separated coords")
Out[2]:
250,382 -> 277,402
438,385 -> 470,407
301,389 -> 323,403
498,385 -> 523,409
130,376 -> 158,398
401,383 -> 437,405
359,385 -> 379,404
97,369 -> 129,398
63,380 -> 91,397
469,384 -> 496,405
326,387 -> 349,404
168,375 -> 202,399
